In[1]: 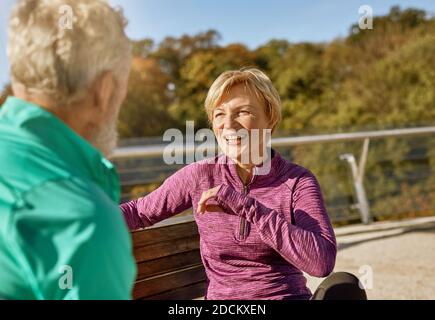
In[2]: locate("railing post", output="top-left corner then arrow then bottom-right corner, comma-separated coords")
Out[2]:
340,138 -> 372,224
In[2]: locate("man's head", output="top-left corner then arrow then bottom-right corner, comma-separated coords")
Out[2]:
7,0 -> 132,156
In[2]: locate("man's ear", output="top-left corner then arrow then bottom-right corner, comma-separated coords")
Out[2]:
92,71 -> 115,113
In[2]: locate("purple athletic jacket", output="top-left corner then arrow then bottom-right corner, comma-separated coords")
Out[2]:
120,150 -> 337,300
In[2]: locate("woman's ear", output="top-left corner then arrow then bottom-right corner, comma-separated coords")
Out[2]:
92,71 -> 115,114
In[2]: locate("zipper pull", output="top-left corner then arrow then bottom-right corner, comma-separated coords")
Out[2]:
243,185 -> 248,195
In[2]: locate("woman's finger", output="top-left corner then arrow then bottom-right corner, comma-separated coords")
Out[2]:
197,186 -> 221,214
197,193 -> 213,214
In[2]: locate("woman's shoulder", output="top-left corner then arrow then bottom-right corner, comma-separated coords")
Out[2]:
275,157 -> 320,191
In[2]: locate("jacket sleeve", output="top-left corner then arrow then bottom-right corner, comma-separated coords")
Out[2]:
120,163 -> 197,230
8,177 -> 136,300
215,170 -> 337,277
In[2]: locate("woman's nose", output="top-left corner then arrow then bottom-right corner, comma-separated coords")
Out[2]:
223,114 -> 236,129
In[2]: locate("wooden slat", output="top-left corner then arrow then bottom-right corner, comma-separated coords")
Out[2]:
133,264 -> 206,299
147,214 -> 195,229
132,221 -> 198,248
136,250 -> 202,280
145,281 -> 206,300
131,219 -> 204,300
133,234 -> 200,263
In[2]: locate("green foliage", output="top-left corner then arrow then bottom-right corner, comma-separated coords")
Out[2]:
118,57 -> 177,137
2,7 -> 434,136
170,44 -> 257,128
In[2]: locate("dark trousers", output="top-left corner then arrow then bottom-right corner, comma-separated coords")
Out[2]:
311,272 -> 368,300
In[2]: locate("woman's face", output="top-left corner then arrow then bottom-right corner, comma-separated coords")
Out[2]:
212,83 -> 272,166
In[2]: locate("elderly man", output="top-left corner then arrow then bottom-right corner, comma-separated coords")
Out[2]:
0,0 -> 136,299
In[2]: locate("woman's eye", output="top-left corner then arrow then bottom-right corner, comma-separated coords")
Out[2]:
214,113 -> 224,118
239,110 -> 250,115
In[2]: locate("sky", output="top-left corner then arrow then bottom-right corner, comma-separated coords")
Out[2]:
1,0 -> 435,87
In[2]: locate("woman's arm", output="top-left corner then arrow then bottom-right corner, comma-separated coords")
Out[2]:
120,164 -> 198,230
213,171 -> 337,278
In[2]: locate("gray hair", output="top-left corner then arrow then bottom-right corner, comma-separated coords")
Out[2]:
7,0 -> 131,106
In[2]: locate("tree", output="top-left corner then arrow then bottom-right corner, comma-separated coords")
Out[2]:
168,43 -> 257,128
153,30 -> 221,84
254,39 -> 290,72
118,57 -> 177,138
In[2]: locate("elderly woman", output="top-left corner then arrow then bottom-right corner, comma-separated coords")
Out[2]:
121,68 -> 365,300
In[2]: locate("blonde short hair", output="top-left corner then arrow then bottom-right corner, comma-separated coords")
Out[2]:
205,68 -> 282,132
7,0 -> 131,106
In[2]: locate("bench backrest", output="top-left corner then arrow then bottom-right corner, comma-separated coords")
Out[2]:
131,217 -> 206,299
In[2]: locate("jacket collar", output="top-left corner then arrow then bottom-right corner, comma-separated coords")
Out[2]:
0,96 -> 120,202
218,149 -> 288,189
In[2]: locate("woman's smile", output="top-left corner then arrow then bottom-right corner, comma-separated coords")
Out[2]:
222,131 -> 249,146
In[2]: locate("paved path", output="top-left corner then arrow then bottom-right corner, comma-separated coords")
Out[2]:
306,216 -> 435,299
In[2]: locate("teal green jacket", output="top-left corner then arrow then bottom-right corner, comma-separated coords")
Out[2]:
0,97 -> 136,299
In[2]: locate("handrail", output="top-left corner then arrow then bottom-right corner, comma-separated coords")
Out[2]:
111,126 -> 435,160
112,126 -> 435,224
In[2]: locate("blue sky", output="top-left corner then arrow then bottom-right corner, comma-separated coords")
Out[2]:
1,0 -> 435,87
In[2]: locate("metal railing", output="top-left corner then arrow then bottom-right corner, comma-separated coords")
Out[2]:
111,126 -> 435,224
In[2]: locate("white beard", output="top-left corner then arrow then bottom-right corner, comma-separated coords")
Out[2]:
90,114 -> 118,158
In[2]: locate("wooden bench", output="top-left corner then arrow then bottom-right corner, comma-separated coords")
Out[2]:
131,215 -> 207,300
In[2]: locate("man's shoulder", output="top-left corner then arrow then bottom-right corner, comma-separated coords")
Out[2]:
23,176 -> 118,220
0,129 -> 71,194
0,126 -> 117,218
0,176 -> 132,300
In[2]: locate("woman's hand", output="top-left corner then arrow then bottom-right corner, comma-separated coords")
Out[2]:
197,186 -> 223,215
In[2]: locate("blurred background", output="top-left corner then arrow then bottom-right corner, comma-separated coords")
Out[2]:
1,0 -> 435,299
